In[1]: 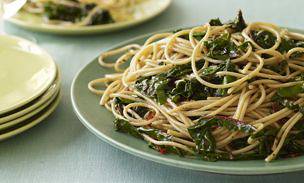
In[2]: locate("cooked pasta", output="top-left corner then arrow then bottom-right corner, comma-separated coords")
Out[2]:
23,0 -> 142,26
88,11 -> 304,162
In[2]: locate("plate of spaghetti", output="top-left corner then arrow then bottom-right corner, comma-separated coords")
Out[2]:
71,11 -> 304,174
8,0 -> 171,34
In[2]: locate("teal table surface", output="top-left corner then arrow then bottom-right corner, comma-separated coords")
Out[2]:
2,0 -> 304,182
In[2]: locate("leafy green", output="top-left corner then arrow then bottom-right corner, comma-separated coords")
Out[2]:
88,9 -> 114,25
44,2 -> 83,22
170,78 -> 212,103
251,126 -> 304,159
265,60 -> 288,75
134,74 -> 170,105
227,10 -> 247,32
238,41 -> 250,52
114,119 -> 187,155
188,116 -> 256,161
204,33 -> 240,60
114,119 -> 143,139
138,128 -> 187,156
272,94 -> 304,114
209,11 -> 247,32
113,97 -> 149,117
134,60 -> 209,104
209,18 -> 223,26
193,32 -> 206,41
250,31 -> 304,58
251,30 -> 276,49
43,2 -> 114,25
215,60 -> 237,96
172,29 -> 206,41
250,128 -> 278,157
277,38 -> 304,58
277,84 -> 304,98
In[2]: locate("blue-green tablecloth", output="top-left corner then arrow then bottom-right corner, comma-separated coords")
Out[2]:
1,0 -> 304,182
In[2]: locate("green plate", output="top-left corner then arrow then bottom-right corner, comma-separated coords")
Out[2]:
0,68 -> 60,124
0,35 -> 57,115
71,29 -> 304,175
7,0 -> 171,35
0,89 -> 61,141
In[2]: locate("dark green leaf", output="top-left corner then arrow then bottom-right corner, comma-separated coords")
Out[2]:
188,116 -> 256,161
228,10 -> 247,32
265,60 -> 288,75
277,84 -> 304,98
251,30 -> 276,49
204,33 -> 239,60
114,119 -> 143,139
209,18 -> 223,26
44,2 -> 83,22
193,32 -> 206,41
277,38 -> 304,58
43,2 -> 114,25
272,94 -> 304,114
238,41 -> 250,52
138,128 -> 186,156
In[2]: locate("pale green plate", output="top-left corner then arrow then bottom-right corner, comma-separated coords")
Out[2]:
71,29 -> 304,175
0,68 -> 61,124
7,0 -> 171,35
0,35 -> 57,115
0,89 -> 61,141
0,86 -> 59,130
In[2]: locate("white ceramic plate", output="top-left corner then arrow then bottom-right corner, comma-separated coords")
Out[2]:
7,0 -> 172,35
0,90 -> 61,141
0,35 -> 56,115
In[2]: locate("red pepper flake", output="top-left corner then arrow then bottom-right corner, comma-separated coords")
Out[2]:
159,148 -> 167,154
145,111 -> 155,120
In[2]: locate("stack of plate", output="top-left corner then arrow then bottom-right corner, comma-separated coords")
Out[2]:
0,35 -> 60,141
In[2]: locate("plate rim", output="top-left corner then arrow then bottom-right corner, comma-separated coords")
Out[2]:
0,68 -> 61,123
0,86 -> 59,130
70,26 -> 304,175
7,0 -> 172,35
0,35 -> 57,115
0,89 -> 61,141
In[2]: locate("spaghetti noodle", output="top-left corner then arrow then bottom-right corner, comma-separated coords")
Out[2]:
23,0 -> 142,26
88,11 -> 304,162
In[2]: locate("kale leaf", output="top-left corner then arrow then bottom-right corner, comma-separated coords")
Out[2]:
204,33 -> 239,60
134,74 -> 170,105
227,10 -> 247,32
265,60 -> 288,75
114,119 -> 143,139
278,38 -> 304,58
43,2 -> 114,25
209,18 -> 223,26
276,84 -> 304,98
251,30 -> 276,49
134,60 -> 208,104
272,94 -> 304,114
209,11 -> 247,32
44,2 -> 83,22
114,119 -> 187,155
138,127 -> 187,156
113,97 -> 149,117
251,125 -> 304,159
88,9 -> 114,25
188,116 -> 256,161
